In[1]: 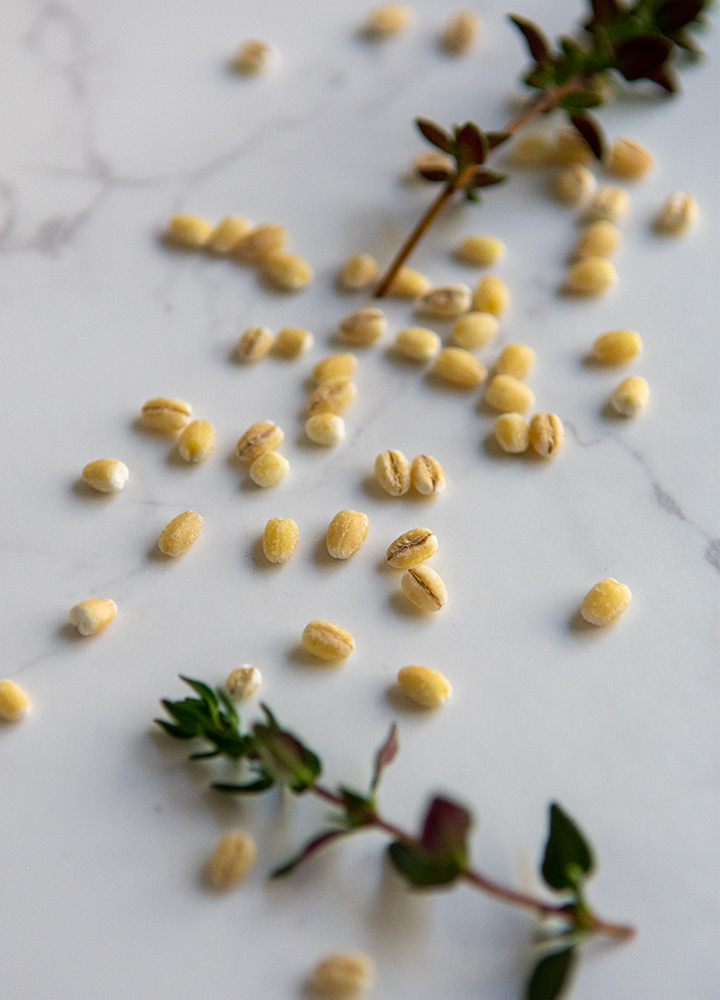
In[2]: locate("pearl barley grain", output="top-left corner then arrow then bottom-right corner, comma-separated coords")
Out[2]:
178,420 -> 215,463
234,326 -> 274,363
310,952 -> 375,998
606,138 -> 653,181
307,378 -> 357,416
375,449 -> 411,496
326,510 -> 370,560
582,186 -> 629,224
0,680 -> 30,722
338,253 -> 377,291
494,412 -> 529,453
411,454 -> 446,496
141,397 -> 192,433
592,329 -> 642,364
440,10 -> 479,54
485,374 -> 534,413
302,621 -> 355,662
572,220 -> 620,259
261,251 -> 314,291
550,165 -> 597,207
495,343 -> 536,380
68,598 -> 118,636
610,376 -> 649,416
81,459 -> 129,493
386,528 -> 438,569
225,666 -> 262,701
398,665 -> 452,708
165,214 -> 213,248
339,307 -> 386,346
654,192 -> 699,235
581,578 -> 631,626
273,326 -> 313,357
401,564 -> 448,612
208,832 -> 256,890
456,235 -> 505,267
387,267 -> 431,299
472,275 -> 510,316
363,3 -> 413,39
231,40 -> 276,75
564,258 -> 617,296
451,312 -> 498,350
305,413 -> 345,446
508,133 -> 552,168
232,223 -> 287,263
262,518 -> 299,564
417,284 -> 472,319
313,353 -> 358,382
236,420 -> 284,462
434,347 -> 487,388
207,216 -> 254,254
249,451 -> 289,488
394,326 -> 441,362
528,413 -> 564,457
158,511 -> 203,556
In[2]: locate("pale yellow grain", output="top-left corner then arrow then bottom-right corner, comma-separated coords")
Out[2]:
495,342 -> 536,379
363,3 -> 413,38
206,216 -> 254,254
455,235 -> 505,267
550,165 -> 597,206
554,127 -> 593,166
386,527 -> 438,568
582,186 -> 629,224
528,413 -> 564,457
68,597 -> 118,635
564,257 -> 617,296
81,459 -> 129,494
451,312 -> 498,350
262,251 -> 313,291
225,665 -> 262,701
249,451 -> 289,488
262,518 -> 299,564
572,220 -> 620,259
231,39 -> 277,75
310,952 -> 375,998
472,274 -> 510,315
338,253 -> 378,291
158,511 -> 203,556
302,620 -> 355,661
375,449 -> 411,496
307,377 -> 357,416
387,266 -> 431,299
305,413 -> 346,446
494,412 -> 529,453
401,564 -> 447,612
434,347 -> 487,387
485,374 -> 534,413
0,680 -> 30,722
394,326 -> 441,362
397,665 -> 452,708
654,192 -> 698,235
507,133 -> 553,168
208,832 -> 256,890
610,376 -> 649,416
592,329 -> 642,364
236,420 -> 284,462
416,283 -> 472,319
411,454 -> 446,495
232,222 -> 287,264
580,578 -> 631,626
234,326 -> 274,363
440,10 -> 479,54
326,510 -> 370,560
313,353 -> 358,382
140,397 -> 192,433
165,214 -> 214,249
178,420 -> 215,463
273,326 -> 314,357
339,307 -> 387,346
606,138 -> 653,181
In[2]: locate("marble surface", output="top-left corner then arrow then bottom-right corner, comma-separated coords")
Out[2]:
1,1 -> 718,998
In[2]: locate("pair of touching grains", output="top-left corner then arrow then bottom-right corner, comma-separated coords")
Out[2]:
494,413 -> 564,457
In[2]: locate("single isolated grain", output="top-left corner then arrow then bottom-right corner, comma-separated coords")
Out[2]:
397,665 -> 452,708
0,680 -> 30,722
417,284 -> 472,319
313,353 -> 357,381
339,307 -> 387,346
68,598 -> 118,635
610,376 -> 649,416
572,220 -> 620,259
654,192 -> 698,235
307,377 -> 357,416
141,397 -> 192,433
231,39 -> 277,75
338,253 -> 377,291
165,214 -> 213,248
582,186 -> 629,224
208,832 -> 257,890
564,257 -> 617,296
81,459 -> 129,493
225,665 -> 262,701
262,518 -> 299,564
326,510 -> 370,560
456,234 -> 505,267
262,251 -> 313,291
387,267 -> 431,299
273,326 -> 314,357
440,10 -> 479,54
401,564 -> 448,612
550,165 -> 597,206
178,420 -> 215,463
472,275 -> 510,315
363,3 -> 413,38
592,329 -> 642,364
581,578 -> 631,626
309,952 -> 375,998
605,138 -> 653,180
158,511 -> 203,556
495,343 -> 536,379
234,326 -> 274,363
554,127 -> 593,166
302,620 -> 355,662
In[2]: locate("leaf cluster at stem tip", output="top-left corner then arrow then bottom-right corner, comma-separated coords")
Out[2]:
156,677 -> 634,1000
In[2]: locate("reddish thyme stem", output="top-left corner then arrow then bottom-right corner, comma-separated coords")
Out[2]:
310,783 -> 635,939
374,80 -> 584,298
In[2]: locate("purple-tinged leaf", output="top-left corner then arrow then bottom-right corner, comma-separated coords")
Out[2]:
656,0 -> 704,32
370,723 -> 399,792
615,36 -> 672,81
416,118 -> 454,154
455,122 -> 488,165
271,828 -> 350,878
568,114 -> 605,161
508,15 -> 551,64
420,796 -> 472,861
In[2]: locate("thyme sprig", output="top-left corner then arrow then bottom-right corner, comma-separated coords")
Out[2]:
374,0 -> 712,296
156,676 -> 635,1000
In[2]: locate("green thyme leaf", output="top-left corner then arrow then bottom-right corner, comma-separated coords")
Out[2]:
541,803 -> 595,892
526,946 -> 577,1000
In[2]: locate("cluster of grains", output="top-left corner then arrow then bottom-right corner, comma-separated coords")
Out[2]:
493,411 -> 564,458
304,348 -> 359,445
164,215 -> 313,291
140,396 -> 216,464
375,451 -> 446,497
384,527 -> 447,613
236,419 -> 289,489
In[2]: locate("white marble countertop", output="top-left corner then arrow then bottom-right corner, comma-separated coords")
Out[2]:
1,1 -> 718,998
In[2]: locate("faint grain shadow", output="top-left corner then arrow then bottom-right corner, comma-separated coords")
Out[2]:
71,479 -> 116,501
361,473 -> 396,503
287,643 -> 342,671
385,682 -> 434,716
58,621 -> 86,643
568,607 -> 605,636
389,591 -> 434,620
312,534 -> 344,570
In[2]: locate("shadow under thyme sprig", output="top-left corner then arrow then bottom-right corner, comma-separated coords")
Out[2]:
156,676 -> 635,1000
374,0 -> 712,296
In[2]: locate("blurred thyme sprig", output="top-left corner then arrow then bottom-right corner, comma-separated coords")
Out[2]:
374,0 -> 712,296
156,676 -> 635,1000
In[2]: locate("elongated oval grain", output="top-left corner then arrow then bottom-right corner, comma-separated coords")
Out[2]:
401,564 -> 447,612
386,528 -> 438,568
326,510 -> 369,560
302,620 -> 354,661
236,421 -> 284,462
158,511 -> 203,556
375,450 -> 411,496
